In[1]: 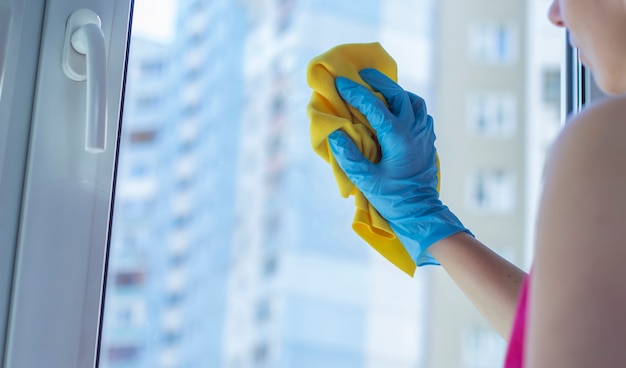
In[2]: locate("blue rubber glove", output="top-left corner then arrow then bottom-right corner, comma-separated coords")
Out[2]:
328,68 -> 472,266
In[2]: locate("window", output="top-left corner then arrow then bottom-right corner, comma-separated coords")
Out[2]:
166,290 -> 185,306
469,22 -> 519,64
262,255 -> 278,278
110,301 -> 147,328
128,160 -> 154,178
255,298 -> 271,324
467,91 -> 517,137
4,1 -> 585,368
467,169 -> 516,214
178,138 -> 196,154
542,67 -> 561,116
182,101 -> 201,117
97,1 -> 564,368
129,129 -> 158,144
107,345 -> 140,363
114,270 -> 145,287
173,214 -> 191,228
176,176 -> 194,191
163,330 -> 182,345
461,327 -> 506,368
123,199 -> 154,217
140,59 -> 166,76
253,343 -> 269,365
136,95 -> 161,110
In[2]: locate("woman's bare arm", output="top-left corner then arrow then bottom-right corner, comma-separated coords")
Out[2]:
528,96 -> 626,367
429,232 -> 526,339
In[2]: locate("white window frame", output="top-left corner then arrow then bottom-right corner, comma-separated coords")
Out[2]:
1,0 -> 131,367
0,1 -> 46,365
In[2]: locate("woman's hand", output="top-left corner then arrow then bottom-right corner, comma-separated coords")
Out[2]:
328,68 -> 470,265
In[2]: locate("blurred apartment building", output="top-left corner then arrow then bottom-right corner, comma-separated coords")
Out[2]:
102,0 -> 433,367
222,1 -> 432,367
100,0 -> 564,367
101,1 -> 248,366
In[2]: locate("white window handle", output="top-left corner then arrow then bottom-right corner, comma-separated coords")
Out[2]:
62,9 -> 107,153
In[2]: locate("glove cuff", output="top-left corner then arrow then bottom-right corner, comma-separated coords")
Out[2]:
388,207 -> 473,267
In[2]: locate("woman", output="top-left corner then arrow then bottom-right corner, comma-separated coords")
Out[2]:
327,1 -> 626,366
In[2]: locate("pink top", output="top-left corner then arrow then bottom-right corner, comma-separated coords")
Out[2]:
504,274 -> 530,368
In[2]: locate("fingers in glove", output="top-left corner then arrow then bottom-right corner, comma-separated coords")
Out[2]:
328,130 -> 375,188
359,68 -> 413,123
406,90 -> 433,137
406,90 -> 427,119
335,76 -> 395,136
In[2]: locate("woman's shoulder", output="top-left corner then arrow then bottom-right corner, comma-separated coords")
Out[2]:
541,93 -> 626,213
537,92 -> 626,264
549,94 -> 626,170
529,94 -> 626,367
561,94 -> 626,141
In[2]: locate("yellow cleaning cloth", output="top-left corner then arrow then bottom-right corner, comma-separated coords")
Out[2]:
306,42 -> 419,276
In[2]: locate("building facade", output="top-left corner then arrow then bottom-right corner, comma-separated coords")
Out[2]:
101,1 -> 247,367
223,1 -> 432,367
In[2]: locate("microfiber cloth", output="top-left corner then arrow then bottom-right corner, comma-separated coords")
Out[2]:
306,42 -> 436,276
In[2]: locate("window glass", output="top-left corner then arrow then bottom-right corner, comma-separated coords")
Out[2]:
467,169 -> 517,214
467,91 -> 517,137
100,0 -> 565,367
461,327 -> 506,368
469,22 -> 519,64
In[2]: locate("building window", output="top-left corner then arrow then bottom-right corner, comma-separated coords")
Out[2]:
188,30 -> 205,48
130,129 -> 158,144
107,345 -> 140,363
467,92 -> 517,137
178,138 -> 196,154
123,199 -> 154,217
185,65 -> 202,82
265,170 -> 284,196
113,301 -> 147,328
542,67 -> 561,116
262,255 -> 278,278
136,95 -> 161,110
182,101 -> 202,117
140,60 -> 166,77
469,22 -> 518,64
271,93 -> 286,121
255,298 -> 271,324
129,160 -> 153,178
277,0 -> 294,33
170,250 -> 188,267
253,343 -> 269,365
264,214 -> 280,236
163,330 -> 182,345
115,270 -> 145,287
173,214 -> 191,228
166,290 -> 185,306
467,170 -> 516,214
461,327 -> 506,368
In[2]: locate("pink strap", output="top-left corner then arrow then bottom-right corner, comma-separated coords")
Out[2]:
504,275 -> 530,368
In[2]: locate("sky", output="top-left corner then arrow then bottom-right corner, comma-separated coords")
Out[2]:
132,0 -> 177,43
